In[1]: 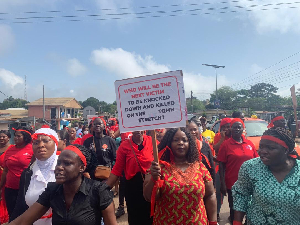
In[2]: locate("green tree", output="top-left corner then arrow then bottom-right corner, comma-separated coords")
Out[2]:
248,83 -> 278,98
81,97 -> 100,110
0,96 -> 29,109
186,97 -> 205,113
209,86 -> 238,110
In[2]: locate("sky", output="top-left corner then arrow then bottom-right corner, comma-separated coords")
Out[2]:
1,0 -> 300,103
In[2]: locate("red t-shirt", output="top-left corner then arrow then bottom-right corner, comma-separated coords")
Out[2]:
81,133 -> 93,145
213,133 -> 230,146
4,144 -> 33,189
217,137 -> 258,189
72,138 -> 82,145
112,135 -> 155,180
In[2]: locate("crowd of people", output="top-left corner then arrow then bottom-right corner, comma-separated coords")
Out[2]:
0,112 -> 297,224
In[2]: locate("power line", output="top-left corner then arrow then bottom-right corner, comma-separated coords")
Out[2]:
231,51 -> 300,88
0,1 -> 299,24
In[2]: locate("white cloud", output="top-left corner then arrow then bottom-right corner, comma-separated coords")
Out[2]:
0,68 -> 24,88
70,90 -> 74,94
232,0 -> 300,33
91,47 -> 229,100
0,25 -> 14,55
67,58 -> 87,77
183,72 -> 229,100
91,48 -> 170,78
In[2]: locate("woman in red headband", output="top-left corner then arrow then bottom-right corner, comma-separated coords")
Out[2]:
213,118 -> 232,154
0,127 -> 33,219
217,118 -> 258,223
9,145 -> 117,225
11,128 -> 59,225
267,116 -> 285,129
143,128 -> 217,225
232,127 -> 300,225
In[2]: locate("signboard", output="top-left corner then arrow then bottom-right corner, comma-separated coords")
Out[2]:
115,70 -> 186,133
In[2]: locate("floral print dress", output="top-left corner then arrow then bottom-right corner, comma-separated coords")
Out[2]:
232,157 -> 300,225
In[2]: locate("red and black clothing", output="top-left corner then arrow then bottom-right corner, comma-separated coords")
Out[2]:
83,136 -> 117,168
111,135 -> 155,225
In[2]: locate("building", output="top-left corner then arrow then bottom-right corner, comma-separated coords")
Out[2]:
0,108 -> 29,130
27,98 -> 82,129
83,106 -> 96,119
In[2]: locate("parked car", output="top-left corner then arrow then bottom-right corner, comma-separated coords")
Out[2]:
211,118 -> 268,150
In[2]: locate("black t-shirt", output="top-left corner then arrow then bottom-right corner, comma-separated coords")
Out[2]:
83,135 -> 117,167
37,177 -> 113,225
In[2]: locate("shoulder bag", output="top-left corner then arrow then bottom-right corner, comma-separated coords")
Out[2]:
93,137 -> 111,180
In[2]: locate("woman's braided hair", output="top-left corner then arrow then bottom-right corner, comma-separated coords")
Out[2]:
158,127 -> 199,163
263,127 -> 299,159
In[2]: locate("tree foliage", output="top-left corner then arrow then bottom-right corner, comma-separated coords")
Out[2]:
0,96 -> 29,110
80,97 -> 116,115
206,83 -> 293,113
186,97 -> 205,113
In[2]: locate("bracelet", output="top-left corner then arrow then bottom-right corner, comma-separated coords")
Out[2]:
208,222 -> 218,225
233,221 -> 243,225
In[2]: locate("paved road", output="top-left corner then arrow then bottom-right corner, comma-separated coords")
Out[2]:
114,194 -> 231,225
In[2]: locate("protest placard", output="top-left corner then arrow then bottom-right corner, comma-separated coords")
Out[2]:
115,70 -> 186,133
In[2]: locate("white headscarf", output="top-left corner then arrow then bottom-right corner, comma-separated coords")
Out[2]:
33,128 -> 59,180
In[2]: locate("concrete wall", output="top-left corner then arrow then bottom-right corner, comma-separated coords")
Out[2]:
0,123 -> 8,130
28,106 -> 51,120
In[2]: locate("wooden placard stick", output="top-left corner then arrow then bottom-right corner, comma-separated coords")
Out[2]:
150,130 -> 159,163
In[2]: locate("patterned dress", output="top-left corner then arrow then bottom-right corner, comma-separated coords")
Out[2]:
232,158 -> 300,225
153,161 -> 212,225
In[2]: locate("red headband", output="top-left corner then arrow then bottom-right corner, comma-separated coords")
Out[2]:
261,135 -> 288,149
220,118 -> 232,127
32,133 -> 58,146
230,118 -> 245,128
12,127 -> 32,136
267,116 -> 284,128
63,145 -> 87,166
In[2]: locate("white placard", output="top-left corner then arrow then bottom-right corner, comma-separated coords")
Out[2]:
115,70 -> 186,132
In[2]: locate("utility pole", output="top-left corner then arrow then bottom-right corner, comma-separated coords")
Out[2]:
191,91 -> 193,114
43,85 -> 45,120
202,64 -> 225,117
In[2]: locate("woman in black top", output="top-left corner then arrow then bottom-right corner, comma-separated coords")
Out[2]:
83,117 -> 117,180
8,145 -> 117,225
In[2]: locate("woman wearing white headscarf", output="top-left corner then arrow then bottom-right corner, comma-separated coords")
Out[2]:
10,128 -> 59,225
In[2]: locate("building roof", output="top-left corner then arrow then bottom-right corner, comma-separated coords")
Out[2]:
27,98 -> 82,109
0,109 -> 29,120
